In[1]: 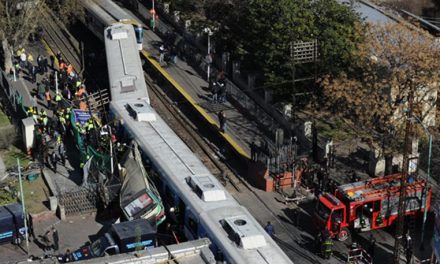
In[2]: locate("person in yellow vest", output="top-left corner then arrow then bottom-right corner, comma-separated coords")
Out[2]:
86,119 -> 94,132
58,114 -> 66,136
55,92 -> 62,107
27,106 -> 34,118
76,122 -> 86,142
85,119 -> 94,143
64,108 -> 71,129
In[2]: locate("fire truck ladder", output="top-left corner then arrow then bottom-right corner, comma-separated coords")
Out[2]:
346,248 -> 372,264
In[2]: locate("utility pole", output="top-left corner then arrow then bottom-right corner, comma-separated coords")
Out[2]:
290,42 -> 296,111
17,158 -> 29,255
392,91 -> 413,264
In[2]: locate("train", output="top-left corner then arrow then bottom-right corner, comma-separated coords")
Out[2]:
80,1 -> 293,263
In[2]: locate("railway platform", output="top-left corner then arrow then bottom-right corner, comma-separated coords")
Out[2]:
134,17 -> 266,162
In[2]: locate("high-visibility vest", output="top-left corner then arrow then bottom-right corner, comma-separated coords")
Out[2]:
86,123 -> 94,131
27,54 -> 34,62
76,81 -> 82,88
55,94 -> 62,102
59,116 -> 66,124
42,117 -> 48,126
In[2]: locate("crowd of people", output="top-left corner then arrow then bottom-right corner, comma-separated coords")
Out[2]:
14,47 -> 97,174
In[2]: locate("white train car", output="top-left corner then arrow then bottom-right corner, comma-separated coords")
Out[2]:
104,22 -> 292,264
104,23 -> 149,105
80,0 -> 293,262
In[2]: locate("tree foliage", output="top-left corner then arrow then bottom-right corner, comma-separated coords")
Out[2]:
321,23 -> 440,149
312,0 -> 365,74
0,1 -> 46,52
0,0 -> 83,70
205,0 -> 363,93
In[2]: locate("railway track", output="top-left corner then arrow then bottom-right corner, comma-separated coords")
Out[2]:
144,73 -> 243,192
41,8 -> 82,73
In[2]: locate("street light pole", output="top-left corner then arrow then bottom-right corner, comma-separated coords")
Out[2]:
207,32 -> 211,82
203,27 -> 213,82
17,158 -> 29,255
152,0 -> 156,31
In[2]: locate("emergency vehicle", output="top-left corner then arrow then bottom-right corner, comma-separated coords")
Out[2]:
314,173 -> 431,241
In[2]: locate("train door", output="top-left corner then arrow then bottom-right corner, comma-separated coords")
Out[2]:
184,209 -> 199,240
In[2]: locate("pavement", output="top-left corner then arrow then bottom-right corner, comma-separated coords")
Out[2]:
0,213 -> 110,263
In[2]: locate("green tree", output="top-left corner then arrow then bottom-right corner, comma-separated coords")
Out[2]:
206,0 -> 363,96
239,0 -> 315,86
312,0 -> 365,74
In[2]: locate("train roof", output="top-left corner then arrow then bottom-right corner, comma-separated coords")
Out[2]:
82,0 -> 115,26
110,101 -> 235,212
200,206 -> 292,264
105,23 -> 150,104
94,0 -> 140,24
337,173 -> 427,202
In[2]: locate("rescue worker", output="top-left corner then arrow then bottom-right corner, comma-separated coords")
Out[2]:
27,106 -> 35,118
27,53 -> 34,73
65,108 -> 71,128
322,236 -> 333,259
50,151 -> 57,173
54,92 -> 62,107
76,122 -> 86,142
58,113 -> 66,136
75,80 -> 82,89
85,119 -> 95,143
58,138 -> 66,166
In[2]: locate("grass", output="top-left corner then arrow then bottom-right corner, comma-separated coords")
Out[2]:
0,107 -> 10,127
21,175 -> 50,214
1,145 -> 31,169
0,141 -> 48,213
0,173 -> 49,214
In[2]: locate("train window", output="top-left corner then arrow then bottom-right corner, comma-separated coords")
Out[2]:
164,185 -> 173,203
188,217 -> 198,238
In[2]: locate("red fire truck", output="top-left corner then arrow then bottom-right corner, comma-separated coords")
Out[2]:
314,173 -> 431,241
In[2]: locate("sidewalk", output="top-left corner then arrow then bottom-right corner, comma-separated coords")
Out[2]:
134,16 -> 266,160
